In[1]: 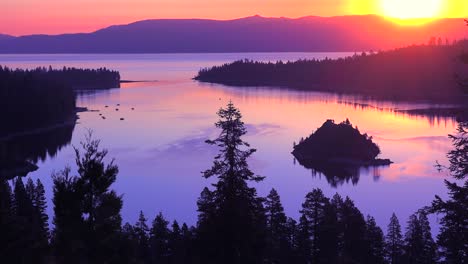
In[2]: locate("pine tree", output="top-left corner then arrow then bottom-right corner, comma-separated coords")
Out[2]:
431,121 -> 467,263
364,216 -> 386,264
418,213 -> 437,263
295,214 -> 312,263
74,131 -> 123,263
340,197 -> 367,263
150,212 -> 170,264
179,223 -> 193,262
385,213 -> 404,264
431,180 -> 468,263
285,217 -> 298,262
300,188 -> 329,264
25,178 -> 36,202
264,188 -> 290,263
169,220 -> 182,263
0,178 -> 17,262
12,177 -> 37,263
134,211 -> 150,263
329,193 -> 345,261
404,214 -> 424,264
35,179 -> 49,242
198,101 -> 267,263
52,167 -> 85,264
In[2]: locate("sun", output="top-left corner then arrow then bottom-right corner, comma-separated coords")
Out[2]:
380,0 -> 443,23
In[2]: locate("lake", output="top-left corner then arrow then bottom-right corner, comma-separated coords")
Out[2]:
0,53 -> 458,231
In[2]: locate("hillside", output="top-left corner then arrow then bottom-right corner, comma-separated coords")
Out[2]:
0,15 -> 466,53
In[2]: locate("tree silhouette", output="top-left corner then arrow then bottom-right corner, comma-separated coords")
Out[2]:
431,121 -> 467,263
74,132 -> 123,263
0,178 -> 17,262
418,213 -> 438,263
134,211 -> 150,263
264,188 -> 290,263
385,213 -> 404,264
52,167 -> 85,264
300,188 -> 329,263
404,213 -> 425,263
198,101 -> 267,263
364,216 -> 386,264
341,197 -> 368,263
150,212 -> 170,264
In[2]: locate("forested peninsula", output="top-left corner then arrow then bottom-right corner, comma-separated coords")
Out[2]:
0,66 -> 120,179
195,43 -> 468,103
0,66 -> 120,137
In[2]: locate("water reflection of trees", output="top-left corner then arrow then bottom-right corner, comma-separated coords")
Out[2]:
0,123 -> 75,179
295,158 -> 385,187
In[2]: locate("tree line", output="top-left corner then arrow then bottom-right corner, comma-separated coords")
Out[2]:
0,66 -> 76,137
1,102 -> 466,264
195,42 -> 468,103
0,66 -> 120,137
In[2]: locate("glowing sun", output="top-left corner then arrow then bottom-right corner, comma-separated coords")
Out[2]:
380,0 -> 443,21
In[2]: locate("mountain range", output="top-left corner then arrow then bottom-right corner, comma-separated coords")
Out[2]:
0,15 -> 466,53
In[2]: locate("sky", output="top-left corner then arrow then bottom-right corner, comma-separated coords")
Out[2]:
2,0 -> 467,36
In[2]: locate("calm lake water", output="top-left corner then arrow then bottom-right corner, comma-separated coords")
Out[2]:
0,53 -> 459,232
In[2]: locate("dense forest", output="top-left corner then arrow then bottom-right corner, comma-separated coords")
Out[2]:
195,42 -> 468,103
0,102 -> 466,264
0,66 -> 120,137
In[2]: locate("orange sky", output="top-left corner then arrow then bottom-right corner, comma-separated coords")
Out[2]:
2,0 -> 467,36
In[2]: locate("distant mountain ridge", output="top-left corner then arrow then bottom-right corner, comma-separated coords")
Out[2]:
0,15 -> 466,53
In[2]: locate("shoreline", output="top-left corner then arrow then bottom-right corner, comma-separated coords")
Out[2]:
0,108 -> 82,142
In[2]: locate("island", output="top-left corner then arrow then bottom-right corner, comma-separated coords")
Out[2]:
292,119 -> 392,186
195,43 -> 468,103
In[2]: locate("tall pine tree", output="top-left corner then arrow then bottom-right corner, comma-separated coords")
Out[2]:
300,188 -> 329,264
74,131 -> 123,263
198,101 -> 267,263
134,211 -> 150,263
431,120 -> 467,263
264,188 -> 290,263
150,212 -> 170,264
385,213 -> 404,264
0,178 -> 17,262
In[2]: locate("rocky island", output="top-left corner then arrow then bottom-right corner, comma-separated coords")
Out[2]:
292,119 -> 392,183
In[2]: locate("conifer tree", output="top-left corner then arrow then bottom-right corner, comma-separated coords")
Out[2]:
134,211 -> 150,263
12,177 -> 37,263
169,220 -> 182,263
385,213 -> 404,264
340,197 -> 367,263
300,188 -> 329,263
74,131 -> 123,263
52,167 -> 85,264
404,214 -> 424,263
0,178 -> 16,262
364,216 -> 386,264
150,212 -> 170,264
418,213 -> 437,264
264,188 -> 290,263
198,101 -> 267,263
431,121 -> 467,263
295,214 -> 312,263
35,179 -> 49,241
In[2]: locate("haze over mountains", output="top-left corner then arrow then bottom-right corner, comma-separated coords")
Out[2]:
0,15 -> 466,53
